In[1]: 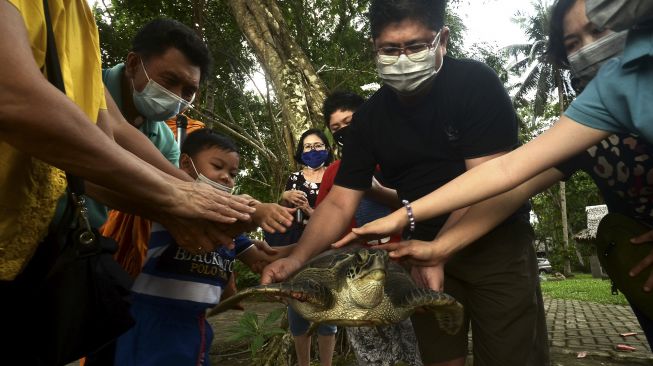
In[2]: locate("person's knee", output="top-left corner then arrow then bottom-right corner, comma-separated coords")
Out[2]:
316,324 -> 337,336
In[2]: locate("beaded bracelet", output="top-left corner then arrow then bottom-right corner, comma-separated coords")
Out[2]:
401,199 -> 416,237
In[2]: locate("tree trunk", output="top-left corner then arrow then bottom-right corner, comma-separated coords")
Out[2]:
559,181 -> 572,275
227,0 -> 328,169
556,74 -> 572,276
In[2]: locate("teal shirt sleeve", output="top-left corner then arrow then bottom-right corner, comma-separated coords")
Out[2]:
139,121 -> 180,167
565,29 -> 653,142
564,59 -> 631,135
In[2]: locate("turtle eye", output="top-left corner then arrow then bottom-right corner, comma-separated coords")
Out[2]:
356,250 -> 369,263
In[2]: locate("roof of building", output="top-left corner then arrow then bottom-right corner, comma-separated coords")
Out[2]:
574,204 -> 608,242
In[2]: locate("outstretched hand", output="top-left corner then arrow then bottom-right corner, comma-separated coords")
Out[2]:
169,181 -> 256,224
629,230 -> 653,292
377,239 -> 449,267
260,256 -> 304,285
251,239 -> 280,256
332,210 -> 407,248
252,203 -> 295,233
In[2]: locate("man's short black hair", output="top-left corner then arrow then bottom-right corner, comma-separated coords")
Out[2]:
293,128 -> 333,166
322,91 -> 365,129
132,18 -> 213,82
369,0 -> 447,39
547,0 -> 578,68
181,128 -> 239,159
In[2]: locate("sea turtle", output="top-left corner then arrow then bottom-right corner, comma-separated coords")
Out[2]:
208,246 -> 464,335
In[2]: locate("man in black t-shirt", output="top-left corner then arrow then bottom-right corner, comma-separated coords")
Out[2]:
262,1 -> 549,365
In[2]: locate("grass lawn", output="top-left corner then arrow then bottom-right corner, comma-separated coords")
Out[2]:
540,273 -> 629,305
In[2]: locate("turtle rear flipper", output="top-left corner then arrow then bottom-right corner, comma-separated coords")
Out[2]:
207,280 -> 333,317
401,288 -> 464,335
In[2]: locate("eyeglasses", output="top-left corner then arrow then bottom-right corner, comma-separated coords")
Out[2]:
303,142 -> 326,151
376,31 -> 441,65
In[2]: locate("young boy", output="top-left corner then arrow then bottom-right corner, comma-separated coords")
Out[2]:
115,128 -> 294,366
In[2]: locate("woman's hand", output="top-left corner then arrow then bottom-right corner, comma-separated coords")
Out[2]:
332,209 -> 408,248
281,189 -> 308,207
377,239 -> 450,267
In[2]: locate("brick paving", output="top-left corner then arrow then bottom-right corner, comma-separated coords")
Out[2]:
209,298 -> 653,365
544,298 -> 652,363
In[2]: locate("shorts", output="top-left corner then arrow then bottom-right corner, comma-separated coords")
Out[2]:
115,299 -> 212,366
287,306 -> 337,336
411,219 -> 550,366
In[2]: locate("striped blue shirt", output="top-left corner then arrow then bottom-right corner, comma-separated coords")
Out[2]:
131,222 -> 253,311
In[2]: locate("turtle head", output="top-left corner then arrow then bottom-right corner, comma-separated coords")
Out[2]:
344,248 -> 388,308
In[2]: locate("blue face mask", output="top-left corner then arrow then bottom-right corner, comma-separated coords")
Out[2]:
131,59 -> 194,121
301,150 -> 329,169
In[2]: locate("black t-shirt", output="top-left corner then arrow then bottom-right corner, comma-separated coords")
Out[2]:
335,56 -> 530,240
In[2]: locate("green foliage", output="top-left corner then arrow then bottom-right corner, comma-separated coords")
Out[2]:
234,260 -> 260,289
531,171 -> 603,271
541,273 -> 628,305
226,308 -> 287,359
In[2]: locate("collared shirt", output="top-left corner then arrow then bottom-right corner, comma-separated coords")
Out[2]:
74,63 -> 181,228
131,223 -> 254,311
0,0 -> 106,280
566,28 -> 653,142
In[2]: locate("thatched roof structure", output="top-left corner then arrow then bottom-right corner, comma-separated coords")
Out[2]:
574,204 -> 608,242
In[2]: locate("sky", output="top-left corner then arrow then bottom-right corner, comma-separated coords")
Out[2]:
86,0 -> 533,49
86,0 -> 534,91
456,0 -> 531,50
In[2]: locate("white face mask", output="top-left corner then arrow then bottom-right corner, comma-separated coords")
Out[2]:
132,59 -> 195,121
568,31 -> 628,83
188,157 -> 233,193
376,31 -> 443,95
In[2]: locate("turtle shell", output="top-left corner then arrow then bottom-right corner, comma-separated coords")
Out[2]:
208,245 -> 463,334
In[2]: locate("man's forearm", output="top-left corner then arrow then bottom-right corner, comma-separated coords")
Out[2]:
0,3 -> 181,209
1,85 -> 178,205
86,182 -> 163,220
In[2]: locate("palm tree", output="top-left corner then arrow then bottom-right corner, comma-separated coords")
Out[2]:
503,0 -> 576,275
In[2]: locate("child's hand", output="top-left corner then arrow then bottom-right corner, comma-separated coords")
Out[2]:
251,239 -> 280,256
252,203 -> 294,233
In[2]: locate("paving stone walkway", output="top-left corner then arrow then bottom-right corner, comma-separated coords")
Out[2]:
545,298 -> 652,363
210,298 -> 653,365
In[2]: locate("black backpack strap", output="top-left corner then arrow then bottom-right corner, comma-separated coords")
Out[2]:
42,0 -> 85,196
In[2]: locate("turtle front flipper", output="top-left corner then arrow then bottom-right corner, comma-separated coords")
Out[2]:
400,288 -> 464,335
207,280 -> 333,318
